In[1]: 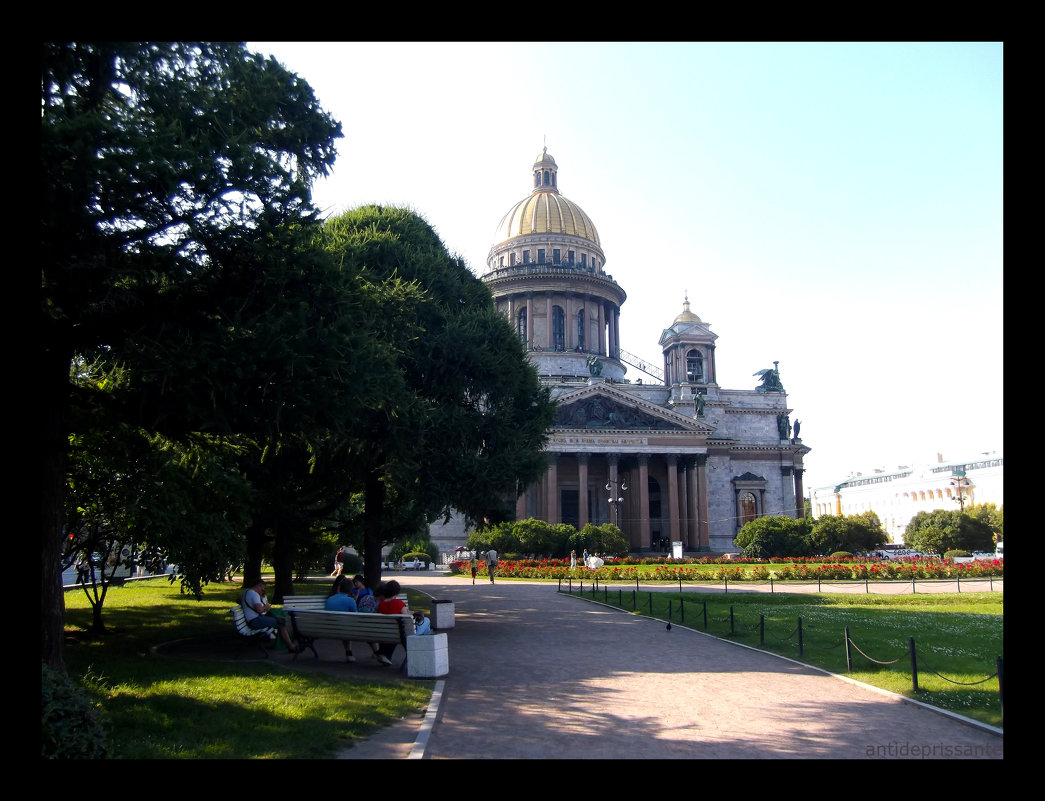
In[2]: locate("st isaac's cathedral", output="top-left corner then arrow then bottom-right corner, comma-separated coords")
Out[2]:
441,149 -> 809,555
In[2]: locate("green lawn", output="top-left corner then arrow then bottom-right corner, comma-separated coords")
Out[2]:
59,579 -> 432,759
562,586 -> 1004,729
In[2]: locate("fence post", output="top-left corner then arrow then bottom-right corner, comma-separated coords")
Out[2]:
912,576 -> 916,594
679,576 -> 682,593
957,576 -> 961,593
632,589 -> 636,610
845,626 -> 852,672
618,588 -> 622,606
798,616 -> 803,657
910,637 -> 918,692
770,576 -> 774,593
724,578 -> 729,593
865,576 -> 869,594
729,606 -> 734,635
649,592 -> 653,615
997,656 -> 1003,716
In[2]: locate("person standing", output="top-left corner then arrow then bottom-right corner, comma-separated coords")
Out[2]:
470,555 -> 479,584
486,548 -> 498,584
570,550 -> 577,570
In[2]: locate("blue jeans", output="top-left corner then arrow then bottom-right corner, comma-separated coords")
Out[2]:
248,614 -> 283,631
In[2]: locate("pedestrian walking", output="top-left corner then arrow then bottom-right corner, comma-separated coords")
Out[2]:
486,548 -> 498,584
330,546 -> 345,577
470,555 -> 478,584
570,550 -> 577,570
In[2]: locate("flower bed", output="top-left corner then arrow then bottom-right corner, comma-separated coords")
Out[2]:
447,556 -> 1004,581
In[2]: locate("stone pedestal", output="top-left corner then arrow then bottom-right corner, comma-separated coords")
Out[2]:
407,633 -> 449,678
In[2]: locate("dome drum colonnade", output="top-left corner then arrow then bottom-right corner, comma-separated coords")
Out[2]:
480,149 -> 808,552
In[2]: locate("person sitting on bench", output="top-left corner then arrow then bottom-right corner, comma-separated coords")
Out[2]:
243,579 -> 299,653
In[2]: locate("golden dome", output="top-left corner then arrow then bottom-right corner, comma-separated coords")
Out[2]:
490,149 -> 601,248
673,297 -> 701,325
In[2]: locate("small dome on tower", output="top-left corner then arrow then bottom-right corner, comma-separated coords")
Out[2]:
673,296 -> 701,326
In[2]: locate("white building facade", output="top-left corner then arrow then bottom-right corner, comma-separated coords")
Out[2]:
810,453 -> 1003,543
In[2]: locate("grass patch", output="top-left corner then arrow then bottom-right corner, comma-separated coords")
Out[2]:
563,587 -> 1004,729
61,578 -> 432,759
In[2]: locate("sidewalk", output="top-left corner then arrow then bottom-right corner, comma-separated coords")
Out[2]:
319,575 -> 1002,760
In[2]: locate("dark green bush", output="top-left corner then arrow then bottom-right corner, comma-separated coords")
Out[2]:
41,663 -> 108,759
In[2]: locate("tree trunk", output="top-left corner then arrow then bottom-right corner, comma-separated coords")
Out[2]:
243,521 -> 266,588
363,468 -> 385,589
41,353 -> 69,672
90,600 -> 106,633
271,527 -> 296,603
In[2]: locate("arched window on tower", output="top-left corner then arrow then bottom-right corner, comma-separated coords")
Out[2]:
577,309 -> 585,351
553,306 -> 566,351
686,349 -> 704,383
517,308 -> 527,345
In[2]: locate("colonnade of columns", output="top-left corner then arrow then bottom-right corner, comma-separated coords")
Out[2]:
504,291 -> 620,356
517,451 -> 711,551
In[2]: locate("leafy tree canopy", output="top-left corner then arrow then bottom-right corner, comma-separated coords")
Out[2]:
809,512 -> 887,555
41,42 -> 343,670
320,206 -> 557,585
904,509 -> 994,555
734,516 -> 812,558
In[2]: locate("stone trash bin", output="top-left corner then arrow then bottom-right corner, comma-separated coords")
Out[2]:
407,633 -> 449,678
431,599 -> 455,631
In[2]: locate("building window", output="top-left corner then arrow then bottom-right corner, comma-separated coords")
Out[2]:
553,249 -> 561,265
686,349 -> 704,383
739,492 -> 757,525
509,252 -> 516,266
538,249 -> 545,264
581,253 -> 587,267
577,309 -> 585,350
517,308 -> 527,344
523,250 -> 530,264
568,250 -> 575,265
553,305 -> 566,351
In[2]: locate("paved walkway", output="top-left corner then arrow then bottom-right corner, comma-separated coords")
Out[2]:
191,574 -> 1002,759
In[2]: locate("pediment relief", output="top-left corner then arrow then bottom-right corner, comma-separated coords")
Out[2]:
553,385 -> 713,433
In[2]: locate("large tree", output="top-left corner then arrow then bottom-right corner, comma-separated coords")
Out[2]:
904,510 -> 994,555
41,42 -> 342,669
321,206 -> 557,586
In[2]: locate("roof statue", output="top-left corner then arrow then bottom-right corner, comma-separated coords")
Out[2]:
754,361 -> 785,393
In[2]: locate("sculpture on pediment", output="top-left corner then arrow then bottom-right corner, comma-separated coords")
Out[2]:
586,355 -> 603,377
554,396 -> 684,430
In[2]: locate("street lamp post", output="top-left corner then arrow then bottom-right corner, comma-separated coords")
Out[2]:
950,470 -> 973,512
606,478 -> 628,528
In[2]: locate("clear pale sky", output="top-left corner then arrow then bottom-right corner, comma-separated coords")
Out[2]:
249,42 -> 1003,494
